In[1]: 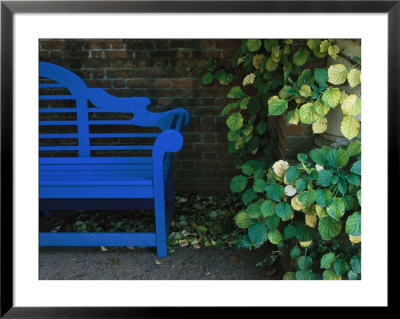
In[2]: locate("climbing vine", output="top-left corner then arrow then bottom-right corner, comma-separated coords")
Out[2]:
201,39 -> 362,280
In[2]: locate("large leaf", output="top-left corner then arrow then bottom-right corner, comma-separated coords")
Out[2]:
247,201 -> 262,218
298,190 -> 317,207
253,179 -> 268,193
261,200 -> 275,217
293,48 -> 309,66
215,69 -> 233,85
350,160 -> 361,175
346,211 -> 361,236
314,98 -> 330,117
268,99 -> 288,116
268,229 -> 282,245
341,94 -> 361,117
299,103 -> 317,124
285,166 -> 300,182
242,188 -> 257,205
312,116 -> 328,134
228,86 -> 246,99
310,148 -> 327,165
284,224 -> 297,240
322,87 -> 341,108
326,148 -> 349,168
317,169 -> 333,186
334,259 -> 350,276
265,215 -> 280,231
350,255 -> 361,273
328,64 -> 347,85
274,202 -> 292,219
316,189 -> 333,207
296,270 -> 314,280
347,140 -> 361,157
327,197 -> 345,220
230,175 -> 247,193
247,39 -> 262,52
314,68 -> 328,88
226,113 -> 244,131
296,178 -> 307,192
248,222 -> 268,244
201,72 -> 214,85
318,216 -> 342,240
320,252 -> 336,269
298,256 -> 313,271
266,182 -> 285,202
341,116 -> 360,140
347,69 -> 361,88
295,223 -> 314,242
323,269 -> 342,280
234,211 -> 254,229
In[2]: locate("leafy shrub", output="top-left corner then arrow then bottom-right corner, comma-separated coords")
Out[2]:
232,142 -> 361,280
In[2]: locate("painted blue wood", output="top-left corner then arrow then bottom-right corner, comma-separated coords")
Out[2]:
39,62 -> 189,258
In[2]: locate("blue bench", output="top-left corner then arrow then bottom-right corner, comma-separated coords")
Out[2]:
39,62 -> 189,257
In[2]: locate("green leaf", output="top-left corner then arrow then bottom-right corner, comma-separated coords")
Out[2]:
296,270 -> 313,280
338,181 -> 348,195
296,178 -> 307,192
285,166 -> 300,182
314,98 -> 330,117
230,175 -> 247,193
299,103 -> 317,124
274,202 -> 292,219
298,190 -> 317,207
206,58 -> 217,71
266,182 -> 285,202
261,200 -> 276,217
296,223 -> 314,242
307,39 -> 321,50
314,68 -> 328,87
350,255 -> 361,273
264,39 -> 279,52
284,224 -> 297,240
322,87 -> 341,108
350,160 -> 361,175
293,48 -> 309,66
326,148 -> 349,168
341,116 -> 360,140
248,222 -> 268,244
328,45 -> 340,60
298,256 -> 313,271
247,201 -> 262,218
286,109 -> 299,125
317,169 -> 333,186
346,211 -> 361,236
347,140 -> 361,157
265,215 -> 280,231
234,211 -> 254,229
215,69 -> 233,85
256,121 -> 267,135
323,269 -> 342,280
227,86 -> 246,99
247,39 -> 262,52
240,163 -> 254,176
327,197 -> 345,220
253,179 -> 268,193
226,113 -> 244,131
348,270 -> 358,280
221,102 -> 239,117
268,99 -> 288,116
334,259 -> 350,276
318,216 -> 342,240
283,272 -> 296,280
309,148 -> 327,165
297,153 -> 308,163
268,229 -> 282,245
320,252 -> 336,269
242,188 -> 257,205
201,72 -> 214,85
357,190 -> 361,205
347,173 -> 360,186
316,189 -> 333,207
290,245 -> 300,259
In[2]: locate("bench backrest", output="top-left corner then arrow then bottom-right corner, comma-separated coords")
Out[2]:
39,62 -> 189,157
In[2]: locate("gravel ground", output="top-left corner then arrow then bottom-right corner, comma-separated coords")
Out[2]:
39,245 -> 282,280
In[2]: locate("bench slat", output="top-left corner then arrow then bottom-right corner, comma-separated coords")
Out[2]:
39,95 -> 76,100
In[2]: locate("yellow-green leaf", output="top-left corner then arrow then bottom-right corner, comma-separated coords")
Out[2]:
247,39 -> 262,52
328,64 -> 348,85
252,54 -> 264,69
243,73 -> 256,86
266,57 -> 278,71
314,98 -> 330,116
341,94 -> 361,116
299,84 -> 312,97
299,103 -> 317,124
279,85 -> 292,99
312,116 -> 328,134
268,95 -> 279,106
320,40 -> 331,52
286,109 -> 299,125
307,39 -> 321,50
322,87 -> 341,108
340,116 -> 360,140
328,45 -> 340,60
347,69 -> 361,88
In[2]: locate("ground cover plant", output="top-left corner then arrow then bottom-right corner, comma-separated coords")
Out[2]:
201,39 -> 361,279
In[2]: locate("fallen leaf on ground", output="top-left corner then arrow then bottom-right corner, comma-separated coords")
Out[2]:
229,254 -> 241,262
126,246 -> 135,251
100,246 -> 108,252
266,269 -> 277,276
153,257 -> 162,265
204,271 -> 211,276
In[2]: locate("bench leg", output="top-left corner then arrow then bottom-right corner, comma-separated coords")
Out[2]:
154,190 -> 168,258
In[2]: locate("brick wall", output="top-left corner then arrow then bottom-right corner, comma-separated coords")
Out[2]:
39,39 -> 314,194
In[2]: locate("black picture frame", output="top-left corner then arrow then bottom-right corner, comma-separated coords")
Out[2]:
1,1 -> 395,317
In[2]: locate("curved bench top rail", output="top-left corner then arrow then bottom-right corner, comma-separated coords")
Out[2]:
39,62 -> 189,131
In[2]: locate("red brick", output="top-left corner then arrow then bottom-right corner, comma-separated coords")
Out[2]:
203,134 -> 216,143
90,50 -> 104,58
65,51 -> 88,59
85,40 -> 110,49
126,79 -> 155,88
156,79 -> 170,88
159,98 -> 172,106
105,50 -> 133,59
177,49 -> 192,59
171,78 -> 199,88
111,40 -> 124,49
39,51 -> 49,59
107,69 -> 134,78
41,40 -> 66,50
82,60 -> 110,68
